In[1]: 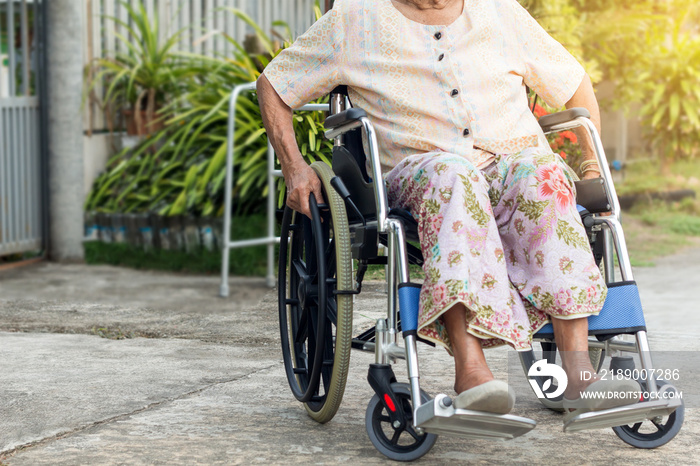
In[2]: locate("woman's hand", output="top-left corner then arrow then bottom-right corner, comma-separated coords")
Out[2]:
257,74 -> 325,219
283,158 -> 325,219
579,158 -> 601,180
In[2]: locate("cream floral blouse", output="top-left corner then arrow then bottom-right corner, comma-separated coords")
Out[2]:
263,0 -> 585,171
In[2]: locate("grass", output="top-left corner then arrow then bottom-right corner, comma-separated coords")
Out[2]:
84,214 -> 273,276
363,263 -> 425,281
615,158 -> 700,196
0,250 -> 42,265
612,156 -> 700,266
622,197 -> 700,266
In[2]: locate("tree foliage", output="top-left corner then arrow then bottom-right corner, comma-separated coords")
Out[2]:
523,0 -> 700,164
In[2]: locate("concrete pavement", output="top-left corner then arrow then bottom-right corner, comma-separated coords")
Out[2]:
1,249 -> 699,464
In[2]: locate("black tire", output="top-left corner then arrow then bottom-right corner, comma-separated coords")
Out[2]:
365,383 -> 438,462
278,162 -> 353,423
612,379 -> 684,449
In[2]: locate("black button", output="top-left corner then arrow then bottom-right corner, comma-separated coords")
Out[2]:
438,53 -> 445,61
463,128 -> 470,136
434,32 -> 442,40
450,89 -> 459,97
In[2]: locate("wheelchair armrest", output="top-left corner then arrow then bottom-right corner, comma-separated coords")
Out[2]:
324,108 -> 368,131
538,107 -> 590,133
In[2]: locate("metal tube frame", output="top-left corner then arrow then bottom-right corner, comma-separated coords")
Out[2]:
219,82 -> 330,297
324,116 -> 389,233
544,116 -> 658,392
230,85 -> 663,420
388,219 -> 424,418
326,107 -> 425,421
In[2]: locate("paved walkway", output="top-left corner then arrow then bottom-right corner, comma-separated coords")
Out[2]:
1,249 -> 699,464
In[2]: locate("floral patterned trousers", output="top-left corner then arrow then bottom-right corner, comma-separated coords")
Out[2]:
386,148 -> 607,352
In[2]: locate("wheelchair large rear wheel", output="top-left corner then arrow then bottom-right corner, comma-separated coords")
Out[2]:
278,162 -> 353,423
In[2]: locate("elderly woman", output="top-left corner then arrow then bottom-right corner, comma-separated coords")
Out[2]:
257,0 -> 637,415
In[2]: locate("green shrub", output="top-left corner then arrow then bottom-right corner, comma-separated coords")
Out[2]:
85,3 -> 331,218
84,214 -> 273,275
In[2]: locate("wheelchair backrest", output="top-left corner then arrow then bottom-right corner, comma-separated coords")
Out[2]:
329,86 -> 377,221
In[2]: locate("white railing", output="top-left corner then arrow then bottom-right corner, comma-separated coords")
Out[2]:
83,0 -> 327,132
219,82 -> 329,296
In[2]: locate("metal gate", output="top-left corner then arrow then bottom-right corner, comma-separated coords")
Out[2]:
0,0 -> 45,257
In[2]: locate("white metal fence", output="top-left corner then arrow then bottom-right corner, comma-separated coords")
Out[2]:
83,0 -> 327,131
0,0 -> 44,257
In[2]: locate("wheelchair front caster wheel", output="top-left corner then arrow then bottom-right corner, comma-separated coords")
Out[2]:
365,383 -> 438,461
612,379 -> 684,449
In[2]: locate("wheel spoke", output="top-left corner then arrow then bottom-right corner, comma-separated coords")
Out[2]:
327,298 -> 338,326
406,425 -> 422,441
291,258 -> 308,281
630,422 -> 643,433
306,306 -> 318,390
378,415 -> 391,423
320,319 -> 333,394
651,419 -> 666,432
294,306 -> 310,345
325,238 -> 335,273
303,217 -> 317,278
391,428 -> 403,445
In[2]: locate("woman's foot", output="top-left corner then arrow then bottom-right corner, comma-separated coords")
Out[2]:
454,365 -> 494,394
550,316 -> 600,401
563,378 -> 641,413
443,303 -> 515,413
561,351 -> 599,401
454,380 -> 516,414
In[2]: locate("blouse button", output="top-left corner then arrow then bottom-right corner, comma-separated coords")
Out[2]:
450,89 -> 459,97
463,128 -> 470,137
438,53 -> 445,61
434,32 -> 442,40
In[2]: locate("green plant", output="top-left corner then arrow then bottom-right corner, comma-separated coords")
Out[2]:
83,214 -> 272,275
637,21 -> 700,171
85,4 -> 331,217
160,6 -> 332,216
84,1 -> 192,134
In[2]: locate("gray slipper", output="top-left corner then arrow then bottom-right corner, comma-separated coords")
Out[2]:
563,378 -> 641,414
454,380 -> 516,414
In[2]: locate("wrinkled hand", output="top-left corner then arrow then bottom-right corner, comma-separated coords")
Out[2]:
283,159 -> 325,219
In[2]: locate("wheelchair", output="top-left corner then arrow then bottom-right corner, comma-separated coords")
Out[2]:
276,86 -> 683,460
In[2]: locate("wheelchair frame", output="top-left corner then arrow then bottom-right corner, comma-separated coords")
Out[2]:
323,88 -> 677,433
222,82 -> 683,460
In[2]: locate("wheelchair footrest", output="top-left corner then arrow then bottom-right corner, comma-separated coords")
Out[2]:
415,394 -> 536,440
563,398 -> 681,433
